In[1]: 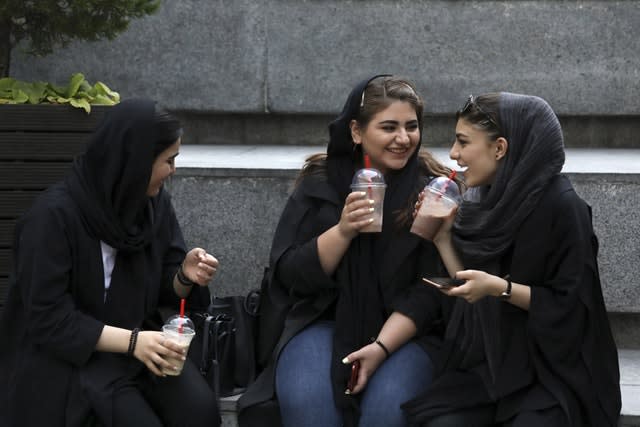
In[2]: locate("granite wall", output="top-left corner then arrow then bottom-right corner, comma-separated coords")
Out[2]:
166,168 -> 640,314
8,1 -> 640,146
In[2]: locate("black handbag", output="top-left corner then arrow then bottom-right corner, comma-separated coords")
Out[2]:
191,289 -> 261,397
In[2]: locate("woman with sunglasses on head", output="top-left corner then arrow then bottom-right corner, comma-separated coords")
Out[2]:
0,99 -> 221,427
401,93 -> 621,426
238,75 -> 458,427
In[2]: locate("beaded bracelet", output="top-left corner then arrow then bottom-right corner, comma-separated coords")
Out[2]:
127,328 -> 140,357
176,264 -> 197,287
374,339 -> 390,359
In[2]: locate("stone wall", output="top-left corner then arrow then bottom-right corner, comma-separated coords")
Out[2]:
9,1 -> 640,146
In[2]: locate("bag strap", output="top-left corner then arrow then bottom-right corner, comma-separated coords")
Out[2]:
200,315 -> 213,375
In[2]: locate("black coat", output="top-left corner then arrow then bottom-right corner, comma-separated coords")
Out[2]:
404,175 -> 621,427
0,185 -> 207,427
238,171 -> 446,421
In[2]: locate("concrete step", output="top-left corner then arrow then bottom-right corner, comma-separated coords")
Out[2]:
218,349 -> 640,427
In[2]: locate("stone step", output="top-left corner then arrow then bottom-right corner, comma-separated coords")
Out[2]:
217,349 -> 640,427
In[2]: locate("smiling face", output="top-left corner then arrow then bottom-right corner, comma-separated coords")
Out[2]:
350,101 -> 420,174
147,138 -> 180,196
450,118 -> 507,187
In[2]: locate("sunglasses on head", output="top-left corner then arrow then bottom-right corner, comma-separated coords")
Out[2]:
460,94 -> 498,128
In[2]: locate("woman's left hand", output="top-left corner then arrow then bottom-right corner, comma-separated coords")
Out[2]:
441,270 -> 505,304
182,248 -> 219,286
341,341 -> 388,395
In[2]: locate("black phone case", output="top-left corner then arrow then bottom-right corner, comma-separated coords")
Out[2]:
422,277 -> 466,287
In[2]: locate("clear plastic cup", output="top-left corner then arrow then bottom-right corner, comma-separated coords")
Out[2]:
161,314 -> 196,376
350,168 -> 386,233
410,176 -> 461,240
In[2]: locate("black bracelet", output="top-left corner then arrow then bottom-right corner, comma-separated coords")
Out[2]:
176,264 -> 197,287
127,328 -> 140,357
499,275 -> 512,300
374,339 -> 390,359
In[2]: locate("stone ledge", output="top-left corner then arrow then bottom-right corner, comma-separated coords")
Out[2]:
167,145 -> 640,314
175,145 -> 640,175
217,349 -> 640,427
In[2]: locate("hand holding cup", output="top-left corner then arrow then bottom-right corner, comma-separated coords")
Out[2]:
339,191 -> 377,239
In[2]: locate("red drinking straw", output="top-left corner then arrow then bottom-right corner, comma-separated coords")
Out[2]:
437,170 -> 457,200
363,154 -> 373,198
179,298 -> 185,333
364,154 -> 371,169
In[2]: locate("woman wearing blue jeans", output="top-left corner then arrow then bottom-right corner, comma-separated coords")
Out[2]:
238,75 -> 458,427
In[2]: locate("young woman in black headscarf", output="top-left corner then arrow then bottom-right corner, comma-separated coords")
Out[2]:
401,93 -> 621,426
0,99 -> 221,427
238,75 -> 458,427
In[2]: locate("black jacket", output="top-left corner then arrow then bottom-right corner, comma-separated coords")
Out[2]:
404,175 -> 621,427
0,185 -> 207,427
238,170 -> 445,423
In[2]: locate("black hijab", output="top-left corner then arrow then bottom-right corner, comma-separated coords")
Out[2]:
66,99 -> 179,252
327,75 -> 426,425
453,93 -> 565,265
448,93 -> 565,388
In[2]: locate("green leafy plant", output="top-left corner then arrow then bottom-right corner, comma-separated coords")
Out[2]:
0,0 -> 161,77
0,72 -> 119,113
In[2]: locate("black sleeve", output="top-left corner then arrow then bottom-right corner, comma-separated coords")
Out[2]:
528,189 -> 591,341
276,236 -> 336,296
14,206 -> 103,367
270,192 -> 338,297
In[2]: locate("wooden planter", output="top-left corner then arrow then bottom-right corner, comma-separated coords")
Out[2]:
0,104 -> 110,312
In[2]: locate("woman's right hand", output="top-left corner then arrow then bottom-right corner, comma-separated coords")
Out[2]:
133,330 -> 187,377
338,191 -> 376,239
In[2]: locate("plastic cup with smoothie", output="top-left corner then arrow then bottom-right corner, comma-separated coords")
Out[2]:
410,174 -> 461,240
161,314 -> 195,376
350,167 -> 386,233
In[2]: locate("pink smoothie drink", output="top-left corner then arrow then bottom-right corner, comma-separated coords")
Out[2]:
410,175 -> 461,241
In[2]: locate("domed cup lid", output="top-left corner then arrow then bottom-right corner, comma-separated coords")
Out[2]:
426,176 -> 461,204
351,168 -> 386,187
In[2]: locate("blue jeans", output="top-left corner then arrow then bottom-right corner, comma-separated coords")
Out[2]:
275,321 -> 433,427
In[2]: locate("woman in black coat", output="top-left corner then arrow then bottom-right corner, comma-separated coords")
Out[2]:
239,75 -> 458,427
0,99 -> 221,427
402,93 -> 621,426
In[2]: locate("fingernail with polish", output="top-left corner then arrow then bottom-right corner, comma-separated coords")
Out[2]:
342,357 -> 349,364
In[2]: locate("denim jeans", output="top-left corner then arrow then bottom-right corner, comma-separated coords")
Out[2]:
275,321 -> 433,427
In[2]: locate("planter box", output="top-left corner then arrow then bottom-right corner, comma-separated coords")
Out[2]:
0,104 -> 110,312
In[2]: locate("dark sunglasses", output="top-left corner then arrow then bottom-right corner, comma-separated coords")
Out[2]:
460,94 -> 498,128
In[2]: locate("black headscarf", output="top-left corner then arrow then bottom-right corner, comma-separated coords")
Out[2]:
327,75 -> 426,425
453,93 -> 565,265
66,99 -> 179,252
448,93 -> 565,388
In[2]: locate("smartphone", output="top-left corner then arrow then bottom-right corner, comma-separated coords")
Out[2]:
347,360 -> 360,393
422,276 -> 466,288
